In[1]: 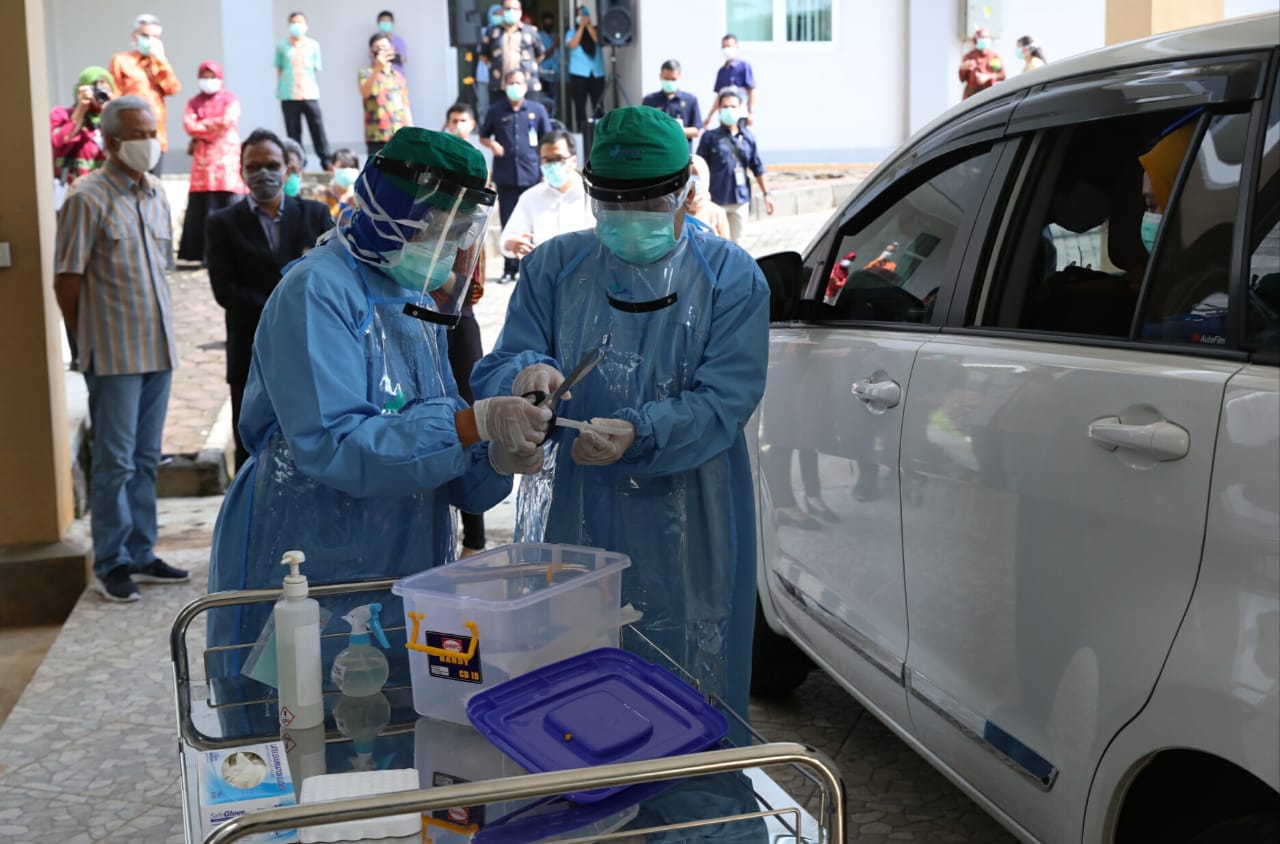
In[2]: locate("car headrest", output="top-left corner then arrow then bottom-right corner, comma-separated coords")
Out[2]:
1049,179 -> 1109,234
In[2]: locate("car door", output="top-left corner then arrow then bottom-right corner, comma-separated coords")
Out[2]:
756,138 -> 1011,725
898,56 -> 1270,843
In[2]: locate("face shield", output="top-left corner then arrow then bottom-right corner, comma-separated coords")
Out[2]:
583,164 -> 693,309
344,155 -> 496,327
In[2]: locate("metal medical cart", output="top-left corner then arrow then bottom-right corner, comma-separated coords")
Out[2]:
171,577 -> 847,843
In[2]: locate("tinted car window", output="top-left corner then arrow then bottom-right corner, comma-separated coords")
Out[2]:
978,109 -> 1201,338
1138,113 -> 1248,346
1246,76 -> 1280,350
819,149 -> 996,324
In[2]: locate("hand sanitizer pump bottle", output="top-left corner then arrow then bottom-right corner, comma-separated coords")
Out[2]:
331,603 -> 391,697
274,550 -> 323,729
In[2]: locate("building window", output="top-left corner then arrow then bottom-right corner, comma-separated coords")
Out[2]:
727,0 -> 832,43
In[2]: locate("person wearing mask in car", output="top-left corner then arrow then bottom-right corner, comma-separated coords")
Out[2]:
207,126 -> 551,650
204,129 -> 332,470
109,13 -> 181,173
52,67 -> 115,198
959,25 -> 1006,99
696,87 -> 774,244
706,34 -> 756,127
471,107 -> 770,721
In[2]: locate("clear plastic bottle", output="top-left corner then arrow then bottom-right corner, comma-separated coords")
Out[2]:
331,603 -> 390,697
274,550 -> 323,729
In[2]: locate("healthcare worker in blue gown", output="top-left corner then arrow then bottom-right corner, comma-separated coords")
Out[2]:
471,106 -> 770,723
207,127 -> 552,672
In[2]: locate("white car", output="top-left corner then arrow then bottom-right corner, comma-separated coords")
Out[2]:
751,14 -> 1280,844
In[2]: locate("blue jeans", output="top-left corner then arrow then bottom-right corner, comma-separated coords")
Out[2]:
85,370 -> 172,579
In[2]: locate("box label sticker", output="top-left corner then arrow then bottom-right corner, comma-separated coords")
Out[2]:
432,771 -> 485,826
426,630 -> 483,684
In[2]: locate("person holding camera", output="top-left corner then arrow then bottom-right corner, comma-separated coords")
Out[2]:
109,13 -> 181,174
51,67 -> 115,201
565,5 -> 606,132
359,32 -> 413,157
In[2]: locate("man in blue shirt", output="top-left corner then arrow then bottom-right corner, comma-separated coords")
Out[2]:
480,68 -> 552,282
707,34 -> 756,127
695,87 -> 773,243
641,59 -> 702,151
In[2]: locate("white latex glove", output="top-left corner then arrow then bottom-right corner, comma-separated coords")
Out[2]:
570,418 -> 636,466
473,396 -> 551,453
512,363 -> 568,401
489,441 -> 546,475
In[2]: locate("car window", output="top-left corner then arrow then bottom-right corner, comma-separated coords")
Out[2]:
1138,113 -> 1247,346
977,108 -> 1203,338
1245,77 -> 1280,350
818,148 -> 996,324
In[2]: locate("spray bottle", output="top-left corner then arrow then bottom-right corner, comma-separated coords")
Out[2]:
331,603 -> 391,697
274,550 -> 323,729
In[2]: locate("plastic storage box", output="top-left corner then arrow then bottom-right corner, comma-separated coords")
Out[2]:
392,544 -> 630,724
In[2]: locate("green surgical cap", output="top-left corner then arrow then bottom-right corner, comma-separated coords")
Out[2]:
376,127 -> 489,194
76,66 -> 114,98
589,106 -> 690,181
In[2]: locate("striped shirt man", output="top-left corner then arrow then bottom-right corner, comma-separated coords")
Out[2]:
55,161 -> 177,375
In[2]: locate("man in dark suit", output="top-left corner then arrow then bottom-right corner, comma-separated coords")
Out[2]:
206,128 -> 332,469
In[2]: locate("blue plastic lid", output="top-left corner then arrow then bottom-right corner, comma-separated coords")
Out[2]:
466,647 -> 728,803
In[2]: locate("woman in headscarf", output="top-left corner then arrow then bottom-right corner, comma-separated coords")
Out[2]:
180,60 -> 246,263
50,67 -> 115,197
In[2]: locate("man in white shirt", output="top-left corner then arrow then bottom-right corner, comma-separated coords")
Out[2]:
500,129 -> 594,266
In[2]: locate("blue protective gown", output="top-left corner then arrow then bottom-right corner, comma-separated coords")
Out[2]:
208,236 -> 512,658
470,224 -> 769,720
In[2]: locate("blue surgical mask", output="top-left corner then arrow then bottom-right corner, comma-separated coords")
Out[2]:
135,35 -> 151,56
289,22 -> 307,38
490,14 -> 503,26
541,161 -> 571,188
333,167 -> 360,189
596,209 -> 678,265
378,20 -> 393,33
284,172 -> 302,197
660,79 -> 678,94
1141,211 -> 1161,253
502,9 -> 521,25
719,107 -> 738,126
506,83 -> 526,101
386,241 -> 458,292
976,38 -> 991,51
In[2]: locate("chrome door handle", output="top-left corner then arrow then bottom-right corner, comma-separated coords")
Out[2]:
851,378 -> 902,408
1087,417 -> 1189,460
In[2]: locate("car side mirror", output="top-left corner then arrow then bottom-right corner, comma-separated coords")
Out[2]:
756,250 -> 805,322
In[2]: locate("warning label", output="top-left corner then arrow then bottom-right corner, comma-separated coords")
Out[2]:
280,706 -> 295,727
426,630 -> 483,684
431,771 -> 485,826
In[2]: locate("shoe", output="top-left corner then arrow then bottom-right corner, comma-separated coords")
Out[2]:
459,546 -> 485,559
498,274 -> 517,285
131,558 -> 191,584
94,566 -> 141,603
804,496 -> 840,523
775,506 -> 822,531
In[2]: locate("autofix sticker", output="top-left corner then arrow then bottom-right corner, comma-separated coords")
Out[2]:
426,630 -> 483,683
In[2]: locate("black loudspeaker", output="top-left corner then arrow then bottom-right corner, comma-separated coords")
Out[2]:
447,0 -> 489,48
597,0 -> 634,46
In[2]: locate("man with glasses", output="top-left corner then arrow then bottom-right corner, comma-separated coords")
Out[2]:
472,107 -> 770,722
499,129 -> 594,264
204,128 -> 333,470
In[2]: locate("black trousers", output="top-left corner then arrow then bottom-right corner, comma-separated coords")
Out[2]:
569,74 -> 605,133
366,141 -> 387,157
282,99 -> 330,169
447,313 -> 486,550
229,373 -> 249,472
496,183 -> 534,278
178,191 -> 237,263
